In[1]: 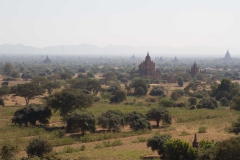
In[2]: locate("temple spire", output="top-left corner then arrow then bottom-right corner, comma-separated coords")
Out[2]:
192,133 -> 199,148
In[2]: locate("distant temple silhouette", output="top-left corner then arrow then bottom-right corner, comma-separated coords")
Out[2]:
224,50 -> 231,60
130,52 -> 161,80
43,55 -> 51,64
188,62 -> 202,77
131,54 -> 136,60
172,57 -> 178,62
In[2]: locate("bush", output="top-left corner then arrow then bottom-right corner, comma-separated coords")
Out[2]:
220,97 -> 229,106
213,137 -> 240,160
230,117 -> 240,135
26,138 -> 52,158
188,97 -> 197,105
165,139 -> 198,160
149,86 -> 165,96
0,145 -> 17,160
125,111 -> 151,131
198,97 -> 218,109
12,104 -> 52,126
198,126 -> 207,133
159,98 -> 174,107
135,87 -> 145,96
171,91 -> 181,100
147,134 -> 171,157
110,90 -> 127,103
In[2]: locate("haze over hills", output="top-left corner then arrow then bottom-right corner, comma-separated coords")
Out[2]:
0,43 -> 239,58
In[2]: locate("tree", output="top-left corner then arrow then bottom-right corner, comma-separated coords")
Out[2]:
149,86 -> 165,96
177,76 -> 184,87
26,138 -> 52,158
31,76 -> 50,86
59,72 -> 72,80
130,78 -> 148,95
11,70 -> 20,78
2,62 -> 13,75
65,111 -> 96,135
0,86 -> 10,97
147,134 -> 171,158
231,96 -> 240,110
110,90 -> 127,103
0,98 -> 5,106
146,107 -> 171,127
220,97 -> 229,106
135,87 -> 145,96
12,104 -> 52,126
158,98 -> 174,107
198,97 -> 218,109
87,71 -> 95,78
102,72 -> 118,85
165,139 -> 198,160
125,111 -> 151,131
171,91 -> 181,100
0,145 -> 16,160
13,83 -> 45,104
230,116 -> 240,135
188,97 -> 197,105
44,82 -> 61,94
78,67 -> 86,73
97,110 -> 125,132
46,89 -> 93,117
213,137 -> 240,160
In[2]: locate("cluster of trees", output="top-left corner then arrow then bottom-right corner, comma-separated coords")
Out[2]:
147,133 -> 240,160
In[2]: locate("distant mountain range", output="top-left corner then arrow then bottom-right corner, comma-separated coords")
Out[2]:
0,43 -> 239,58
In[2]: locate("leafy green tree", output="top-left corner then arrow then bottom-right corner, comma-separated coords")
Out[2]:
87,71 -> 95,78
31,76 -> 50,86
0,86 -> 10,97
231,96 -> 240,110
149,86 -> 165,96
2,62 -> 13,75
46,89 -> 93,117
125,111 -> 151,131
198,97 -> 218,109
188,97 -> 197,105
0,98 -> 5,106
26,138 -> 52,158
44,82 -> 61,94
97,110 -> 125,132
65,111 -> 96,135
158,98 -> 174,107
110,90 -> 127,103
147,134 -> 171,158
213,137 -> 240,160
59,72 -> 72,80
13,83 -> 45,104
165,139 -> 198,160
11,70 -> 20,78
135,87 -> 145,96
12,104 -> 52,126
171,91 -> 181,100
230,116 -> 240,135
102,72 -> 118,84
177,76 -> 184,87
130,78 -> 148,95
78,67 -> 86,73
220,97 -> 229,106
146,107 -> 171,127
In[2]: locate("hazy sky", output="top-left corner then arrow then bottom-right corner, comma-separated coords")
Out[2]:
0,0 -> 240,49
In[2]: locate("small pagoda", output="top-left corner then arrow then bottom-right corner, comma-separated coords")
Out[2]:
43,55 -> 51,64
192,133 -> 199,148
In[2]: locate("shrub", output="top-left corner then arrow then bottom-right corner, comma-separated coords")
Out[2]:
147,134 -> 171,157
0,145 -> 17,160
188,97 -> 197,105
149,86 -> 165,96
230,116 -> 240,135
165,139 -> 198,160
171,91 -> 181,100
220,97 -> 229,106
159,98 -> 174,107
135,87 -> 145,96
198,97 -> 218,109
26,138 -> 52,158
125,111 -> 151,131
110,90 -> 127,103
198,126 -> 207,133
12,104 -> 52,126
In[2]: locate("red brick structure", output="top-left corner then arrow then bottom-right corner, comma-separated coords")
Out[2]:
188,62 -> 202,77
130,52 -> 161,80
43,55 -> 51,64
